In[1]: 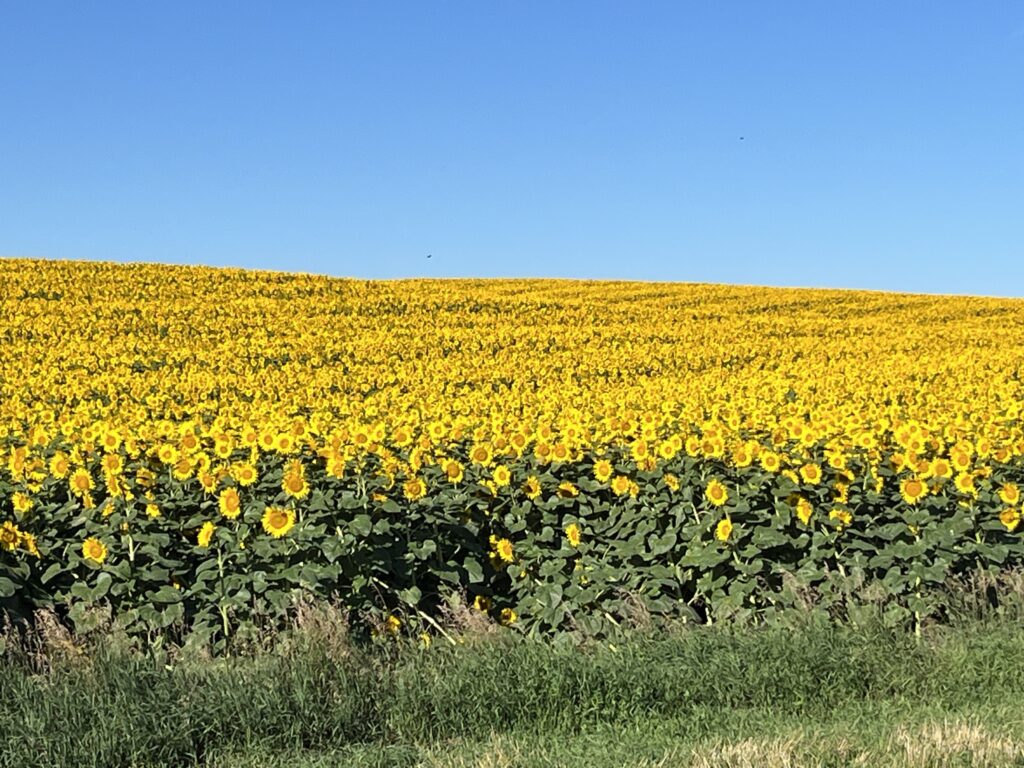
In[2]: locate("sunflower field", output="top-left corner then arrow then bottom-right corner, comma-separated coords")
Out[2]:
2,258 -> 1024,645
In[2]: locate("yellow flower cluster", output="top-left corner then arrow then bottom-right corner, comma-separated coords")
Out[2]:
0,258 -> 1021,464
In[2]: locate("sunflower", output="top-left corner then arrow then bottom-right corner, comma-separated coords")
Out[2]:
556,481 -> 579,498
145,503 -> 161,519
282,470 -> 308,499
172,457 -> 194,481
829,507 -> 853,527
101,453 -> 123,475
392,426 -> 413,447
282,460 -> 309,499
325,453 -> 346,479
402,476 -> 426,501
258,431 -> 276,451
12,492 -> 32,515
611,474 -> 632,496
702,437 -> 725,459
826,451 -> 848,471
799,463 -> 822,484
509,432 -> 528,454
948,472 -> 974,498
705,479 -> 728,507
81,536 -> 107,564
104,472 -> 130,499
795,497 -> 813,525
630,440 -> 650,463
135,467 -> 156,488
179,432 -> 200,453
663,472 -> 680,491
637,455 -> 657,472
491,536 -> 514,563
759,451 -> 781,473
950,449 -> 972,473
499,607 -> 517,626
469,444 -> 492,466
156,443 -> 179,465
473,594 -> 492,612
714,517 -> 733,542
593,459 -> 614,483
48,452 -> 70,479
197,471 -> 217,494
218,487 -> 242,520
658,441 -> 678,461
231,462 -> 258,487
197,521 -> 216,548
899,477 -> 928,505
213,438 -> 234,460
492,465 -> 511,487
443,459 -> 464,485
523,475 -> 541,499
262,506 -> 296,538
999,483 -> 1021,506
929,458 -> 952,480
69,468 -> 93,497
565,522 -> 581,548
19,530 -> 39,557
999,508 -> 1021,532
0,521 -> 21,552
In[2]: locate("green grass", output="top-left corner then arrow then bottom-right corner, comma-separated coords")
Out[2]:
208,706 -> 1024,768
3,616 -> 1024,767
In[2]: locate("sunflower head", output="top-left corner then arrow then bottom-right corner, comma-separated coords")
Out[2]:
232,462 -> 258,487
197,521 -> 216,548
795,497 -> 813,525
491,537 -> 514,563
1000,507 -> 1021,532
403,476 -> 427,501
218,487 -> 242,520
523,476 -> 541,499
70,468 -> 93,496
705,479 -> 728,507
611,474 -> 631,496
565,522 -> 581,548
81,536 -> 107,564
492,465 -> 511,487
900,477 -> 928,505
1,521 -> 22,552
556,481 -> 579,498
999,483 -> 1021,506
262,506 -> 296,538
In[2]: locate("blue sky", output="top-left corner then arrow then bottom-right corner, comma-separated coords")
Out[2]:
1,2 -> 1022,295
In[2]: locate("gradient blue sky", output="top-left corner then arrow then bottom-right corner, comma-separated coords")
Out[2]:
2,3 -> 1022,295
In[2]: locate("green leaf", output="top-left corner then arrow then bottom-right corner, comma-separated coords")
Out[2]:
150,586 -> 184,604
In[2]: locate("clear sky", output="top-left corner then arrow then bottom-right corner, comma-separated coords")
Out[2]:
2,2 -> 1022,295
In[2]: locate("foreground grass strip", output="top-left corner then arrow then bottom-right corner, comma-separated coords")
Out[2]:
209,710 -> 1024,768
3,619 -> 1024,767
